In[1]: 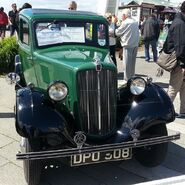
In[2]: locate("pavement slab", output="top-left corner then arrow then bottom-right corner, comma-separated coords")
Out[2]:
0,78 -> 15,112
0,140 -> 22,168
0,162 -> 26,185
0,119 -> 19,142
0,134 -> 14,149
0,155 -> 9,167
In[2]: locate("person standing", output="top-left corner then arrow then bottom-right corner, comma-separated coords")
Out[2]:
0,7 -> 8,39
163,2 -> 185,118
8,3 -> 19,36
105,13 -> 117,66
141,14 -> 160,62
68,1 -> 77,10
115,9 -> 139,81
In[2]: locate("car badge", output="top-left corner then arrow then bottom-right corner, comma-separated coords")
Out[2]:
130,129 -> 140,141
74,131 -> 86,149
94,58 -> 102,72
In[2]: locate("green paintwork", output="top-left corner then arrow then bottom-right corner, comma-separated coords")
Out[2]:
19,9 -> 106,23
33,45 -> 115,112
18,8 -> 116,116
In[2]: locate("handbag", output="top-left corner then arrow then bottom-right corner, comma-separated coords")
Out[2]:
157,50 -> 177,72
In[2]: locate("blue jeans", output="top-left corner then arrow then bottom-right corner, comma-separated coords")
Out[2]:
144,39 -> 158,62
10,24 -> 19,36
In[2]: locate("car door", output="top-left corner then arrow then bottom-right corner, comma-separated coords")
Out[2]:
18,18 -> 38,86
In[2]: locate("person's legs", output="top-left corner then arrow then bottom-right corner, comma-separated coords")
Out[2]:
168,66 -> 183,103
119,48 -> 123,60
15,25 -> 19,35
110,45 -> 117,66
179,81 -> 185,114
130,46 -> 138,77
0,26 -> 3,38
1,25 -> 6,38
123,47 -> 137,80
150,39 -> 158,62
144,41 -> 150,61
122,47 -> 128,80
10,25 -> 15,36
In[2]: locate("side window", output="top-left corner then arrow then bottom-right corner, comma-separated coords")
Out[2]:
97,24 -> 106,46
20,19 -> 29,45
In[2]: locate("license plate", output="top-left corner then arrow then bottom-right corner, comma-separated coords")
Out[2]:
71,148 -> 132,166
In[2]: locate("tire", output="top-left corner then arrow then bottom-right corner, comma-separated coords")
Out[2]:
23,138 -> 42,185
134,124 -> 168,167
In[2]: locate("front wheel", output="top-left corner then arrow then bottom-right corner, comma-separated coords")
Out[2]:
23,138 -> 42,185
134,124 -> 168,167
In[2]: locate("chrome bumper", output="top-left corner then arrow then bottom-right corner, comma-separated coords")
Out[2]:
17,132 -> 180,160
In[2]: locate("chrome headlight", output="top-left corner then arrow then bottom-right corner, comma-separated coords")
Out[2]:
130,78 -> 146,95
48,81 -> 68,101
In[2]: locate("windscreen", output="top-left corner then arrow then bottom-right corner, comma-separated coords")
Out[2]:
35,20 -> 108,48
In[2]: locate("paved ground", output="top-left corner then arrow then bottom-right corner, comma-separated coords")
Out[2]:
0,51 -> 185,185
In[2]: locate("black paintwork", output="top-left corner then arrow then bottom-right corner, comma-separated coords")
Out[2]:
15,81 -> 175,146
15,88 -> 68,138
117,82 -> 175,131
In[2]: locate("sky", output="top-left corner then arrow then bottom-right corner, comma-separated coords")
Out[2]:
0,0 -> 106,14
0,0 -> 182,15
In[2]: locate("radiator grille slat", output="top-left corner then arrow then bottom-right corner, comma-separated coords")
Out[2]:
77,69 -> 117,136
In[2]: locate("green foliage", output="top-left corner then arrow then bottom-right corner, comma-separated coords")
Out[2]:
0,37 -> 18,74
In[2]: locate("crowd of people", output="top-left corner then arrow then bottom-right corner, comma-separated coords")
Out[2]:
0,1 -> 185,118
0,2 -> 32,38
105,2 -> 185,118
0,1 -> 78,39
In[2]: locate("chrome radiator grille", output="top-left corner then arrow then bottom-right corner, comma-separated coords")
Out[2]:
77,69 -> 117,136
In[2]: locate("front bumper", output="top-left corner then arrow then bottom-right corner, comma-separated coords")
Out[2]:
17,132 -> 180,160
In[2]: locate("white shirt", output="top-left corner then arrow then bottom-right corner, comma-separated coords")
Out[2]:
116,17 -> 139,48
109,23 -> 116,46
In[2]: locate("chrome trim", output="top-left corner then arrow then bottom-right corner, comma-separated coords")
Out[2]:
77,69 -> 117,136
107,70 -> 110,131
97,71 -> 101,133
86,71 -> 90,132
16,132 -> 180,160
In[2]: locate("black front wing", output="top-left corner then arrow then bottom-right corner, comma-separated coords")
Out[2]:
17,133 -> 180,160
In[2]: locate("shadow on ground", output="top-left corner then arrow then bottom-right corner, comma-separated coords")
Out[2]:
154,82 -> 169,89
0,112 -> 15,118
37,141 -> 185,185
117,73 -> 149,80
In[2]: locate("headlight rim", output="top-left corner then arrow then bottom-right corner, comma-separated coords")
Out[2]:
47,80 -> 68,102
128,77 -> 146,95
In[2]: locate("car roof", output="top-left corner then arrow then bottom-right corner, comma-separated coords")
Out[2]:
19,8 -> 106,22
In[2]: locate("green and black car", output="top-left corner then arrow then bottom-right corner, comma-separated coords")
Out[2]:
8,9 -> 180,185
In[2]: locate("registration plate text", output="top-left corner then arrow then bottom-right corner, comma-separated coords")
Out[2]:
71,148 -> 131,166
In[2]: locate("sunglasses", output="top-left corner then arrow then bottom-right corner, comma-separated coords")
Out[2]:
68,7 -> 74,10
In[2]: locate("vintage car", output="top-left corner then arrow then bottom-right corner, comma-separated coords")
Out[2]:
7,9 -> 180,185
